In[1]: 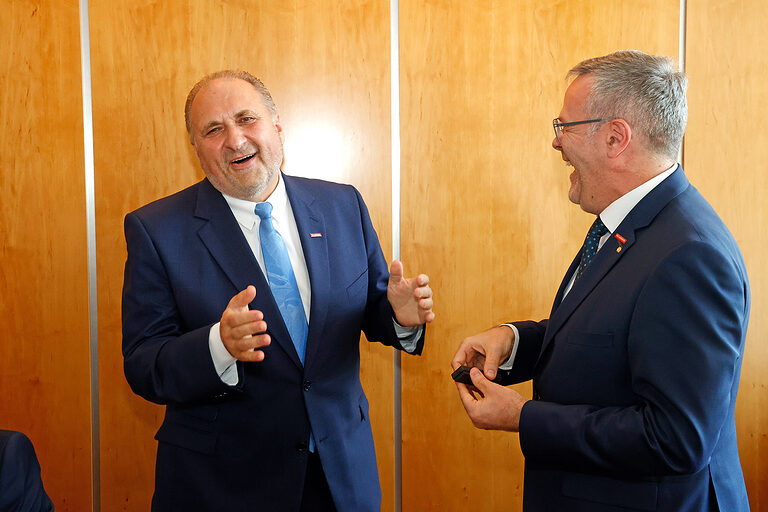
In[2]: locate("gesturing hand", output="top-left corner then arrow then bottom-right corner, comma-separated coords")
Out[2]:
220,285 -> 271,362
387,260 -> 435,326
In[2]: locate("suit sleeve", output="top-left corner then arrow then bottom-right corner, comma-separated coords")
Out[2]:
352,187 -> 425,355
497,320 -> 549,384
122,212 -> 234,405
519,240 -> 749,476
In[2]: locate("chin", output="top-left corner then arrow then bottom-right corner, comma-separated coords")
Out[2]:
568,175 -> 581,205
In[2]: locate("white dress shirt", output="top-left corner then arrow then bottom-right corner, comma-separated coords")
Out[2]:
500,164 -> 678,370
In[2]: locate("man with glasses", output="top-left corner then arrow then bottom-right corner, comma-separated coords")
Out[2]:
453,50 -> 750,511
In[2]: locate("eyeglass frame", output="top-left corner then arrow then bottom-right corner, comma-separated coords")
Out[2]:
552,118 -> 606,142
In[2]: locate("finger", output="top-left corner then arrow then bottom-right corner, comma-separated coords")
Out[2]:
389,260 -> 404,281
418,297 -> 433,310
451,343 -> 479,370
226,319 -> 268,340
228,285 -> 257,310
455,381 -> 479,411
416,274 -> 430,286
221,308 -> 264,332
235,333 -> 271,353
250,333 -> 271,349
414,285 -> 432,299
237,349 -> 266,363
451,347 -> 469,370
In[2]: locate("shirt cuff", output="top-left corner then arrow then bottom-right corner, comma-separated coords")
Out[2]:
393,319 -> 423,354
498,323 -> 519,370
209,322 -> 239,385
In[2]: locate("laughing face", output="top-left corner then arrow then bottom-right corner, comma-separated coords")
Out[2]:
189,77 -> 284,202
552,75 -> 606,215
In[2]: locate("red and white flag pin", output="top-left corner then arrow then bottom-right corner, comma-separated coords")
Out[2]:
309,232 -> 323,238
614,233 -> 627,253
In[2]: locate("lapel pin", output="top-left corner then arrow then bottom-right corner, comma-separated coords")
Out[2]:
614,233 -> 627,244
309,232 -> 323,238
616,247 -> 622,253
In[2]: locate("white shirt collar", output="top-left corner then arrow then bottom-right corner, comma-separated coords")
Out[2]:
599,164 -> 678,234
221,173 -> 290,229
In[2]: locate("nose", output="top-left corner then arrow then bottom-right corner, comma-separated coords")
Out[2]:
224,126 -> 247,150
552,135 -> 562,151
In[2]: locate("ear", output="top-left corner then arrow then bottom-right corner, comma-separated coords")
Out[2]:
190,135 -> 200,159
605,118 -> 631,158
273,113 -> 285,144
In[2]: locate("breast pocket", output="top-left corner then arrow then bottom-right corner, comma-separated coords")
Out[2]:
346,268 -> 368,303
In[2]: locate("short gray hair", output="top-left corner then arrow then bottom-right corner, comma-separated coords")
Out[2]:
184,70 -> 278,139
568,50 -> 687,159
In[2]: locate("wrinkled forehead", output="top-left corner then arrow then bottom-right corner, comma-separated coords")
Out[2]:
190,78 -> 269,127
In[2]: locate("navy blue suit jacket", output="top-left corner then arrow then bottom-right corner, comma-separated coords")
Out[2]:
503,167 -> 750,511
122,174 -> 423,511
0,430 -> 54,512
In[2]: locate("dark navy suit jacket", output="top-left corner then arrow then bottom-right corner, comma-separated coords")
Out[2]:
0,430 -> 53,512
503,167 -> 750,511
122,174 -> 423,511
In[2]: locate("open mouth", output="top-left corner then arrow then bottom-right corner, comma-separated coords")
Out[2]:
230,153 -> 256,165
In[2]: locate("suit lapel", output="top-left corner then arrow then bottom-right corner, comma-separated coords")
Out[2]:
540,166 -> 690,357
550,254 -> 581,317
194,179 -> 303,370
283,175 -> 330,372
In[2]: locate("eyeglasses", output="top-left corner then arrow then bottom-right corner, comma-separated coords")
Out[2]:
552,118 -> 605,142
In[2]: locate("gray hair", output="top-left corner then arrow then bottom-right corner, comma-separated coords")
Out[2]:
184,70 -> 278,139
567,50 -> 687,160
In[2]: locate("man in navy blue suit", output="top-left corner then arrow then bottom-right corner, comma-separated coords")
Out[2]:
453,51 -> 750,511
122,70 -> 434,511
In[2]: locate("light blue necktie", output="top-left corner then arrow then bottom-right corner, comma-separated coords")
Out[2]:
254,202 -> 309,364
255,202 -> 314,451
574,216 -> 609,283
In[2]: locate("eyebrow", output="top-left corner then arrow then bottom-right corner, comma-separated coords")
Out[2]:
199,110 -> 262,135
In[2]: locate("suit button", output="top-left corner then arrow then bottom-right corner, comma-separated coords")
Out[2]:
303,381 -> 312,391
296,442 -> 308,453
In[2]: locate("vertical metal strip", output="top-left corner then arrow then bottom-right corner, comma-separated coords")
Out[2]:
390,0 -> 403,510
78,0 -> 100,510
679,0 -> 687,166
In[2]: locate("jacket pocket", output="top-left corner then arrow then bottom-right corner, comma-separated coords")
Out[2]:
154,405 -> 219,455
562,472 -> 657,511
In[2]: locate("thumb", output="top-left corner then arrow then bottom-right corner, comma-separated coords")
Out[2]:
469,367 -> 490,392
389,260 -> 404,281
483,345 -> 503,380
229,285 -> 256,310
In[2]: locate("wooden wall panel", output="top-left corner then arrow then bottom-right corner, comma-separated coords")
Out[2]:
89,1 -> 394,509
0,1 -> 92,510
685,1 -> 768,508
399,1 -> 679,509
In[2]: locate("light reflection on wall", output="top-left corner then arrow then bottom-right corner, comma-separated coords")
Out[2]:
281,120 -> 351,184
